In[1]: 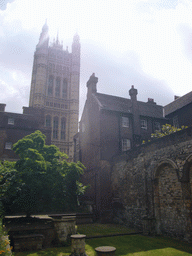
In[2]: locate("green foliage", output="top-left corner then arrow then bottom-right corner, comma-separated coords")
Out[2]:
151,124 -> 188,139
0,131 -> 86,216
0,219 -> 12,255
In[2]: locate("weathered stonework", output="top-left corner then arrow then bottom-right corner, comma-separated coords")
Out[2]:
111,127 -> 192,242
70,234 -> 87,256
53,217 -> 76,243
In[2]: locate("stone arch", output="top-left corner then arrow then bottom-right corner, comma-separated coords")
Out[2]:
154,158 -> 178,180
153,159 -> 185,237
180,154 -> 192,182
180,154 -> 192,242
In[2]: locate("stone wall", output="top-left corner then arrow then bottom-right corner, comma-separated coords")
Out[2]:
4,215 -> 76,251
111,127 -> 192,241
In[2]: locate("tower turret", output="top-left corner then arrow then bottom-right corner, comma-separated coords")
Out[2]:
71,33 -> 81,100
37,20 -> 49,49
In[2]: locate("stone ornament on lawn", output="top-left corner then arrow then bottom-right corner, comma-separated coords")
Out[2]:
70,234 -> 87,256
95,246 -> 116,256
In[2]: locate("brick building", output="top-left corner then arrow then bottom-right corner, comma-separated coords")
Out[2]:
0,104 -> 51,161
164,91 -> 192,128
75,73 -> 166,220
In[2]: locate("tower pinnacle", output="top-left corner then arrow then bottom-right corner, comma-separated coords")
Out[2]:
37,20 -> 49,48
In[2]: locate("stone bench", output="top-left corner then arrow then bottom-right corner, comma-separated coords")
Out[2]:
13,234 -> 44,251
95,246 -> 116,256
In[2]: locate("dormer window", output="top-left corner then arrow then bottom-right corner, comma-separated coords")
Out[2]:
8,118 -> 14,125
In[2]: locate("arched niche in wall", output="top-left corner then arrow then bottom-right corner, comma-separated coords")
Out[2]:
180,154 -> 192,242
153,159 -> 185,237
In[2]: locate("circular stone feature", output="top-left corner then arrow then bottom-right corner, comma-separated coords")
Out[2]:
95,246 -> 116,256
71,234 -> 86,239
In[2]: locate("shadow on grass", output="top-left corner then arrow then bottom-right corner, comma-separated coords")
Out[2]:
77,223 -> 137,238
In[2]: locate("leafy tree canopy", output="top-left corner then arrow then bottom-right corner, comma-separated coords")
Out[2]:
0,131 -> 86,216
151,124 -> 188,139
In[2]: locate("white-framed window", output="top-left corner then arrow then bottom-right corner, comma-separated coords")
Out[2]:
122,117 -> 129,127
5,142 -> 12,150
154,122 -> 160,131
122,139 -> 131,152
8,118 -> 14,125
141,119 -> 147,130
173,116 -> 179,128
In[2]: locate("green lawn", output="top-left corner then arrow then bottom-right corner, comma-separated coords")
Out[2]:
13,224 -> 192,256
77,223 -> 136,237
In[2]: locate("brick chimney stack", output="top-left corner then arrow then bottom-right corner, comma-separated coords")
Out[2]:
129,85 -> 138,101
129,85 -> 140,137
0,104 -> 6,112
87,73 -> 98,98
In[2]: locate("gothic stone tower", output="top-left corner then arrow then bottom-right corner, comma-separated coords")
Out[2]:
29,21 -> 80,161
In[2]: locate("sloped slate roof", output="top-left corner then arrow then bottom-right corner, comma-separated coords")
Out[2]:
94,92 -> 163,118
95,93 -> 132,113
164,91 -> 192,116
138,101 -> 163,118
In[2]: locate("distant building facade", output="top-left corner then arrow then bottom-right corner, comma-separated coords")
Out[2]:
75,73 -> 166,220
0,104 -> 51,161
29,21 -> 80,161
0,22 -> 80,162
164,91 -> 192,128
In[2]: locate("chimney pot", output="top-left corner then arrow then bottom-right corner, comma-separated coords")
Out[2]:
0,104 -> 6,112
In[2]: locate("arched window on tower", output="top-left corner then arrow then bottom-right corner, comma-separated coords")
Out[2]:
55,77 -> 60,97
49,63 -> 52,72
53,116 -> 59,139
62,79 -> 67,98
48,76 -> 53,96
45,115 -> 51,127
61,117 -> 66,140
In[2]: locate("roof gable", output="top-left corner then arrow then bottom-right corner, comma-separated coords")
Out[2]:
164,91 -> 192,116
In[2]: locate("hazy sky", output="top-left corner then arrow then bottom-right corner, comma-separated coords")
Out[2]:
0,0 -> 192,117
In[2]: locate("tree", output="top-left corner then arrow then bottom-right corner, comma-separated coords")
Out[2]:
151,124 -> 188,139
0,130 -> 86,216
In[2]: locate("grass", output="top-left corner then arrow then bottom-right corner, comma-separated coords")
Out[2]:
13,224 -> 192,256
77,223 -> 136,237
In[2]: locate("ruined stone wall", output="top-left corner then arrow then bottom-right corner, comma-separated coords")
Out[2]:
111,127 -> 192,241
